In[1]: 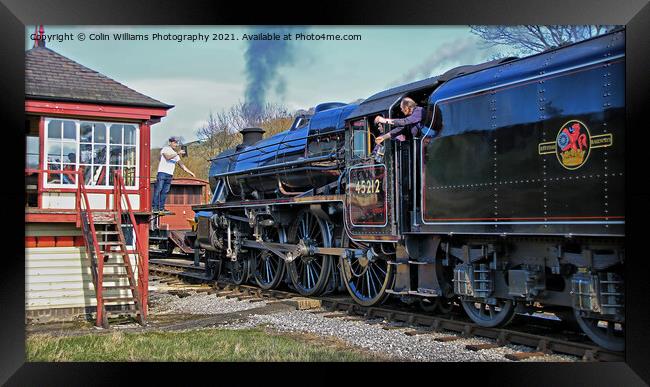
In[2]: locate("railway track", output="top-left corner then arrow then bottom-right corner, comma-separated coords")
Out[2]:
148,258 -> 624,362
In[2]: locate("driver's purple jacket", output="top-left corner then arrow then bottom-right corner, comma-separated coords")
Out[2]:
387,106 -> 424,139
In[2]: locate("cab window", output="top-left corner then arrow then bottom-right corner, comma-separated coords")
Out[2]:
351,119 -> 367,158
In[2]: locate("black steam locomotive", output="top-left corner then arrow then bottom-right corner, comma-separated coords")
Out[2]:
193,30 -> 625,351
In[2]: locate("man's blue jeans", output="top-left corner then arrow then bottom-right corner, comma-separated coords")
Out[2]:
152,172 -> 173,211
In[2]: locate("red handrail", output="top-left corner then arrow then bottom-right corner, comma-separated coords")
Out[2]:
74,167 -> 108,327
113,169 -> 147,320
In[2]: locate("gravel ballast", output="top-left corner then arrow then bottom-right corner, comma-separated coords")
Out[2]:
150,291 -> 266,315
148,284 -> 579,362
225,310 -> 577,362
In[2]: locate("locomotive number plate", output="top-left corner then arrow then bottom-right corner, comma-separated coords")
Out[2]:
347,165 -> 387,227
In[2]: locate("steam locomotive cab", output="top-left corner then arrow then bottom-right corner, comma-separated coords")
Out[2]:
345,117 -> 394,237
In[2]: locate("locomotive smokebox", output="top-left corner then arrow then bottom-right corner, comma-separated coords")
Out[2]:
240,127 -> 265,146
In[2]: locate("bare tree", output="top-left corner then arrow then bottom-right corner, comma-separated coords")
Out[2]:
470,25 -> 619,56
196,111 -> 241,156
196,101 -> 296,155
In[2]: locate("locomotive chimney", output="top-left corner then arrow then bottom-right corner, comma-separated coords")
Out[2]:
240,127 -> 265,146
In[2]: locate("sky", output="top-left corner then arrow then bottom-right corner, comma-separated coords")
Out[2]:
26,26 -> 505,147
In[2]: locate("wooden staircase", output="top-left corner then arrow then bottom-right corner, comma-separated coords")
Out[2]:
76,170 -> 146,328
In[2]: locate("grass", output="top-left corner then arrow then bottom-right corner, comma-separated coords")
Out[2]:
26,327 -> 384,362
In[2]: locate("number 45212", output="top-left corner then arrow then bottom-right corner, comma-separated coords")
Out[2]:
354,179 -> 381,194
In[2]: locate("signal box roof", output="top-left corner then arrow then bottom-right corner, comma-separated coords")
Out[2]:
25,46 -> 173,109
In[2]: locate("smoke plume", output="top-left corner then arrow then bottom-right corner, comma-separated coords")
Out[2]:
388,37 -> 489,87
243,27 -> 305,122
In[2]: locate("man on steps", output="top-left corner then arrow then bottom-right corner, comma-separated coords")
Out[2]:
152,136 -> 195,214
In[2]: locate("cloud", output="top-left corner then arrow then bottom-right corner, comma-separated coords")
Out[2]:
125,77 -> 242,106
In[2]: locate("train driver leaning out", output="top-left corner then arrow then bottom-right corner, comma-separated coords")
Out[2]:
374,97 -> 424,145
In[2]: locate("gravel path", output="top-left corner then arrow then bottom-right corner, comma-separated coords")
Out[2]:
224,309 -> 577,362
149,291 -> 266,315
148,285 -> 579,362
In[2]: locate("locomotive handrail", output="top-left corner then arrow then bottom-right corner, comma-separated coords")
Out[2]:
239,165 -> 341,180
207,128 -> 346,162
210,153 -> 340,178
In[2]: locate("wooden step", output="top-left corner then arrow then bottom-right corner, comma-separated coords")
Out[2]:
87,249 -> 123,255
98,241 -> 123,246
92,215 -> 116,220
92,256 -> 129,263
95,231 -> 119,235
105,308 -> 139,316
102,256 -> 131,261
102,263 -> 128,267
99,251 -> 134,255
101,251 -> 129,256
103,273 -> 129,279
103,285 -> 136,290
103,297 -> 138,304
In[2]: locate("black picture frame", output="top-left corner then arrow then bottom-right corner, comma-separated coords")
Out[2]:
2,0 -> 649,385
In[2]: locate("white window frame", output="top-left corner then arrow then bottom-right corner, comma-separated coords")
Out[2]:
43,117 -> 140,190
43,118 -> 78,188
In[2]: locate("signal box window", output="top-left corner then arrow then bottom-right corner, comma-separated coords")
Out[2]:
44,118 -> 139,189
107,124 -> 137,187
79,122 -> 108,186
46,119 -> 77,185
25,116 -> 40,207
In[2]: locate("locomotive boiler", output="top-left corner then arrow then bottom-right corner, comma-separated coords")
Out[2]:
193,29 -> 626,351
207,102 -> 357,199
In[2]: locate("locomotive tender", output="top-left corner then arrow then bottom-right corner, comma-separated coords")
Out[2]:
193,30 -> 625,351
